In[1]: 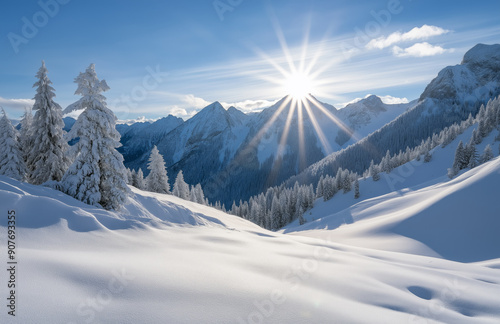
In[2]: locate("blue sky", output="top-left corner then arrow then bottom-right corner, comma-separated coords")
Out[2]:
1,0 -> 499,120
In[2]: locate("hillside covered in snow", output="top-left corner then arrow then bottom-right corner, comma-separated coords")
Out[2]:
1,152 -> 500,323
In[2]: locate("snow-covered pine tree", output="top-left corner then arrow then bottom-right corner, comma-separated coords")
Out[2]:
270,193 -> 282,230
447,165 -> 459,179
134,168 -> 145,190
452,141 -> 466,170
298,207 -> 306,225
380,150 -> 392,173
342,170 -> 352,193
172,170 -> 190,200
322,176 -> 335,201
369,160 -> 380,181
145,146 -> 170,194
279,193 -> 289,224
423,150 -> 432,163
19,106 -> 33,163
316,175 -> 324,198
251,197 -> 259,221
26,61 -> 70,185
480,144 -> 494,164
335,167 -> 343,191
59,64 -> 129,210
0,109 -> 26,181
354,178 -> 360,199
126,168 -> 134,185
466,142 -> 478,169
192,183 -> 206,204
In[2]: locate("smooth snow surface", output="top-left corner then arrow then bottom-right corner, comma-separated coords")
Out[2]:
1,163 -> 499,323
285,125 -> 500,264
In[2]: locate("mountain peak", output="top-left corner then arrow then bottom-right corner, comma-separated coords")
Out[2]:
461,43 -> 500,65
363,94 -> 383,105
419,43 -> 500,102
204,101 -> 225,112
193,101 -> 227,119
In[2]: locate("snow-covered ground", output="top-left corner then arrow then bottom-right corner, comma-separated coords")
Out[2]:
1,145 -> 500,324
284,122 -> 500,264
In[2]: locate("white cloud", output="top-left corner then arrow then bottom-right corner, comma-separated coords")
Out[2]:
168,106 -> 193,120
366,25 -> 449,50
221,99 -> 278,113
117,116 -> 160,125
392,42 -> 448,57
180,94 -> 211,109
378,95 -> 409,104
0,97 -> 34,111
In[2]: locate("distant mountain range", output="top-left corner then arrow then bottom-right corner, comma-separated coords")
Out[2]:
107,92 -> 415,206
62,43 -> 500,207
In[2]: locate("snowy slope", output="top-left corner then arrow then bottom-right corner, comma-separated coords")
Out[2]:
284,122 -> 500,263
1,173 -> 500,323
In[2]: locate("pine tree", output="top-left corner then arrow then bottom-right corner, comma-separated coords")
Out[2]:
335,168 -> 343,191
19,106 -> 33,163
343,171 -> 352,193
145,146 -> 170,193
466,142 -> 478,169
190,183 -> 206,204
126,168 -> 134,185
316,175 -> 324,198
447,166 -> 459,179
173,170 -> 190,200
26,61 -> 70,185
480,144 -> 494,164
59,64 -> 129,210
354,178 -> 360,199
134,168 -> 145,190
0,109 -> 26,181
249,200 -> 260,224
452,141 -> 467,170
322,176 -> 335,201
423,151 -> 432,163
270,193 -> 282,230
369,160 -> 380,181
381,150 -> 393,173
298,207 -> 306,225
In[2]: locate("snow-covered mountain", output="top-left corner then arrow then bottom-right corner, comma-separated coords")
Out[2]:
420,43 -> 500,103
117,94 -> 413,206
117,115 -> 184,165
335,94 -> 415,147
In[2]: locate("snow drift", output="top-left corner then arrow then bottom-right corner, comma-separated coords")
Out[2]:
1,163 -> 500,323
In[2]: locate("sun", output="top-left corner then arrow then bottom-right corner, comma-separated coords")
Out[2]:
283,72 -> 313,100
240,16 -> 357,183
